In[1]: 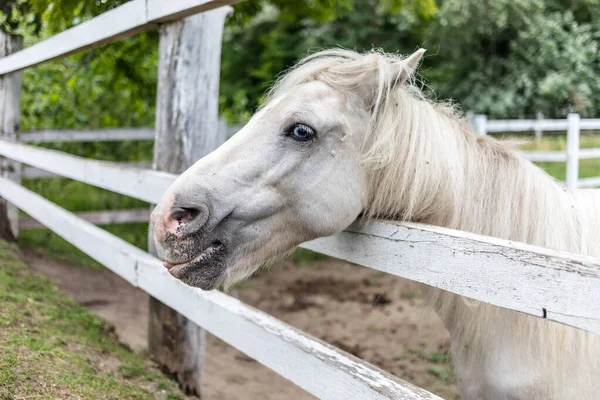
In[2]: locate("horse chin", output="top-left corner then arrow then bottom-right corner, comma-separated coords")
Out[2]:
166,243 -> 229,291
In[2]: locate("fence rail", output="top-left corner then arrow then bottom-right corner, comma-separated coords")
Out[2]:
0,0 -> 244,75
20,128 -> 155,143
4,138 -> 599,335
468,113 -> 600,188
0,139 -> 173,203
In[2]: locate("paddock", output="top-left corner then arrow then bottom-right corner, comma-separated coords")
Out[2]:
0,1 -> 599,399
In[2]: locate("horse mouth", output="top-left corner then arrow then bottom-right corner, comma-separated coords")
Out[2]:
162,241 -> 227,290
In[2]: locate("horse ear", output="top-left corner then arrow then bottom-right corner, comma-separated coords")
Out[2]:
394,48 -> 426,85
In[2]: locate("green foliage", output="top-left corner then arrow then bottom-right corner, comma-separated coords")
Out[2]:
220,0 -> 436,123
429,0 -> 600,118
1,0 -> 128,34
220,0 -> 600,121
2,0 -> 158,161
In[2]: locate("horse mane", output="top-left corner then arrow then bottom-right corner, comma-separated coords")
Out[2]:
268,49 -> 600,392
269,49 -> 583,246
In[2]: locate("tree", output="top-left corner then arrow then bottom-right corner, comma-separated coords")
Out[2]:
220,0 -> 438,123
429,0 -> 600,117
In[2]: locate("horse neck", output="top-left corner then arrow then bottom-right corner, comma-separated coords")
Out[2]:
368,98 -> 581,252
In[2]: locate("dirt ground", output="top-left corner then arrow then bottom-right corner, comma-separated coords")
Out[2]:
22,250 -> 457,400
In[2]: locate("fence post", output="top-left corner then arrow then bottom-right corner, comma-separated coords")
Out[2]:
0,32 -> 23,241
148,6 -> 231,395
466,110 -> 474,128
474,114 -> 487,136
566,113 -> 580,189
534,112 -> 543,141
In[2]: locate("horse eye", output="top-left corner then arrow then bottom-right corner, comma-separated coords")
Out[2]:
287,123 -> 316,142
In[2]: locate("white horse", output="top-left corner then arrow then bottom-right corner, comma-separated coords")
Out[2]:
151,48 -> 600,400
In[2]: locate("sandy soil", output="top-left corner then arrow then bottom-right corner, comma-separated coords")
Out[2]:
22,250 -> 457,400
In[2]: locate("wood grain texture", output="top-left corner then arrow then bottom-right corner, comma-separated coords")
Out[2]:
0,33 -> 22,240
0,139 -> 175,203
0,0 -> 242,75
138,261 -> 443,400
302,220 -> 600,335
0,176 -> 439,400
148,7 -> 231,395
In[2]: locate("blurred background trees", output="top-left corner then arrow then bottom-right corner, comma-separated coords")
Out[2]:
1,0 -> 599,131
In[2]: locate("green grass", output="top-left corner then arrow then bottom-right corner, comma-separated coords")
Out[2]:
0,240 -> 186,399
393,346 -> 454,383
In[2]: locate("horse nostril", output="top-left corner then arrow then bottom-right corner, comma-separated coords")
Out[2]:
171,207 -> 200,224
168,203 -> 210,234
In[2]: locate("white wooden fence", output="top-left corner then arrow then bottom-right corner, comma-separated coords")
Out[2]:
468,112 -> 600,188
0,4 -> 599,399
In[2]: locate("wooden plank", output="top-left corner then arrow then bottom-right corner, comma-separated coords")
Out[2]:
22,162 -> 152,180
302,220 -> 600,335
519,151 -> 567,162
0,1 -> 147,75
0,0 -> 242,75
580,119 -> 600,130
19,208 -> 149,229
147,0 -> 244,22
0,177 -> 440,400
138,261 -> 442,400
486,118 -> 599,133
578,148 -> 600,160
486,119 -> 569,133
0,139 -> 175,203
0,33 -> 22,240
148,7 -> 232,395
4,135 -> 599,334
3,140 -> 599,334
0,176 -> 146,284
19,122 -> 239,144
577,177 -> 600,188
20,128 -> 154,143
